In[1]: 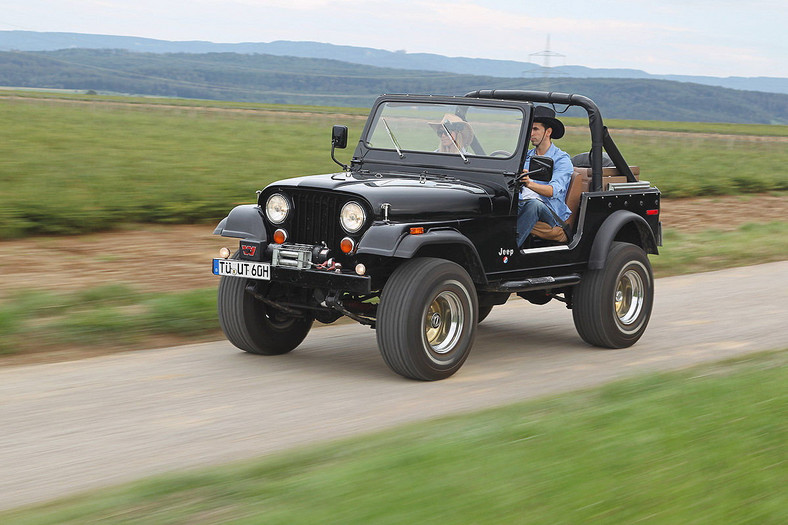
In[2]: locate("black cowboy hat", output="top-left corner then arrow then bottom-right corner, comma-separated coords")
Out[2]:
532,106 -> 565,139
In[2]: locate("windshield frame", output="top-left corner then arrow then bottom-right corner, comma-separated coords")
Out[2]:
352,95 -> 534,178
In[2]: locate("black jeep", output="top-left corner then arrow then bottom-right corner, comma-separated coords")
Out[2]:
212,90 -> 661,380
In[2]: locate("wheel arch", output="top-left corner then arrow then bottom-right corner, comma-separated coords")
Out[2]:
589,210 -> 658,270
395,230 -> 487,284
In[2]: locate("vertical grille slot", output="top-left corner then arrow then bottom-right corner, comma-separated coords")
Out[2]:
290,190 -> 343,246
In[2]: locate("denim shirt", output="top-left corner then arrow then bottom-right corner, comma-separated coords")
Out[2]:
521,143 -> 573,221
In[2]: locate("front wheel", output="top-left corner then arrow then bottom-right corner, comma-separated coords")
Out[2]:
377,258 -> 478,380
572,242 -> 654,348
217,275 -> 313,355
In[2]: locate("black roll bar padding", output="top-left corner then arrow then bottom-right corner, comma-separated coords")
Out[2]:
465,89 -> 625,192
602,127 -> 637,182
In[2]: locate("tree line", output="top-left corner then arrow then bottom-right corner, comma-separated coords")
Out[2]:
1,49 -> 786,124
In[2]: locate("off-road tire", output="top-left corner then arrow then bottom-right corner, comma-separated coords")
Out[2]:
217,272 -> 313,355
377,258 -> 478,380
572,242 -> 653,348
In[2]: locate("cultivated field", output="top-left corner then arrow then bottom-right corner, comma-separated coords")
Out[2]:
1,91 -> 786,238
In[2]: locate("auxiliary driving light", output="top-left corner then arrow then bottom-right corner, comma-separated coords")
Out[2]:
355,263 -> 366,276
219,247 -> 231,259
273,228 -> 288,244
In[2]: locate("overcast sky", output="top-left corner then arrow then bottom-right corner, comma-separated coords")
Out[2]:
1,0 -> 786,78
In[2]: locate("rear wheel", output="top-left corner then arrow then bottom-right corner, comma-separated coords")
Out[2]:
377,258 -> 478,380
217,272 -> 313,355
572,242 -> 653,348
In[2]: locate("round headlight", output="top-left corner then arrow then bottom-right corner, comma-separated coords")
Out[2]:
340,201 -> 366,233
265,193 -> 289,224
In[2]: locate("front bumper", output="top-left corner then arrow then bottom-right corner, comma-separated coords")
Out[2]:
215,239 -> 373,294
270,266 -> 372,294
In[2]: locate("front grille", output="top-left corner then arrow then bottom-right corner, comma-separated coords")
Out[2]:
290,190 -> 345,246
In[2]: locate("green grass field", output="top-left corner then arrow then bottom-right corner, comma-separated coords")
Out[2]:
2,350 -> 785,524
0,96 -> 365,238
1,93 -> 787,238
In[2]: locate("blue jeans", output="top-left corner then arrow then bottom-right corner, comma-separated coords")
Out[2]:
517,199 -> 559,247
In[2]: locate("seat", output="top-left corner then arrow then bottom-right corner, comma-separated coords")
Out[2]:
528,163 -> 640,243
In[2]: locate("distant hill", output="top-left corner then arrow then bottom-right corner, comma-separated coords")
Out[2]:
2,30 -> 787,96
1,48 -> 787,124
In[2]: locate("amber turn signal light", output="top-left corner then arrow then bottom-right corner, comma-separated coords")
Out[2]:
340,237 -> 355,254
273,229 -> 288,244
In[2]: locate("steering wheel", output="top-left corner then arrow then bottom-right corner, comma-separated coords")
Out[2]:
489,150 -> 512,157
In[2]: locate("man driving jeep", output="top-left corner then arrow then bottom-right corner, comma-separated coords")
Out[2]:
517,106 -> 573,247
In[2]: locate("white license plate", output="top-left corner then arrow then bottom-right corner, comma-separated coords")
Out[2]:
213,259 -> 271,280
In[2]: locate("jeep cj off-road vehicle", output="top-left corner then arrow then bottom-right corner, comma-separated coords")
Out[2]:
212,90 -> 662,380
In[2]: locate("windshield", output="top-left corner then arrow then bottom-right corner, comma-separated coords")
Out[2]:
366,102 -> 524,159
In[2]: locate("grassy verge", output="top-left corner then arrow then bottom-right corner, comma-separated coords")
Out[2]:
651,220 -> 788,276
1,95 -> 786,238
2,350 -> 785,524
1,221 -> 786,358
0,284 -> 217,356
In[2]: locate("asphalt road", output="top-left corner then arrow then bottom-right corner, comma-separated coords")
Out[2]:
2,261 -> 787,511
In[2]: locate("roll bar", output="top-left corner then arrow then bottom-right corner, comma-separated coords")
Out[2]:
464,90 -> 635,191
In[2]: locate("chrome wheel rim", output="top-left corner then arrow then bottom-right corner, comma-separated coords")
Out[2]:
424,290 -> 464,354
615,268 -> 645,327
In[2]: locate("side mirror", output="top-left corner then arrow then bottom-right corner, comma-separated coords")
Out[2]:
331,125 -> 349,171
528,155 -> 554,182
332,125 -> 348,149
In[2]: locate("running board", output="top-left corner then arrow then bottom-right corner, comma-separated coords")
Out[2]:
485,273 -> 581,293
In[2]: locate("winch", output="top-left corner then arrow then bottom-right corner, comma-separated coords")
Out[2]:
270,243 -> 330,270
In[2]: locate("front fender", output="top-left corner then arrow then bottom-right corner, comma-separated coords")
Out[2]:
358,226 -> 486,283
356,225 -> 479,259
393,229 -> 481,260
355,223 -> 410,257
213,205 -> 267,241
589,210 -> 658,270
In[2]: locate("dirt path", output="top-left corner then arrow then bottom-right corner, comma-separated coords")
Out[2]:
1,195 -> 785,296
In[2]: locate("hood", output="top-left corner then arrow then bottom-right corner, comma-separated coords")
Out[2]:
265,172 -> 496,219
